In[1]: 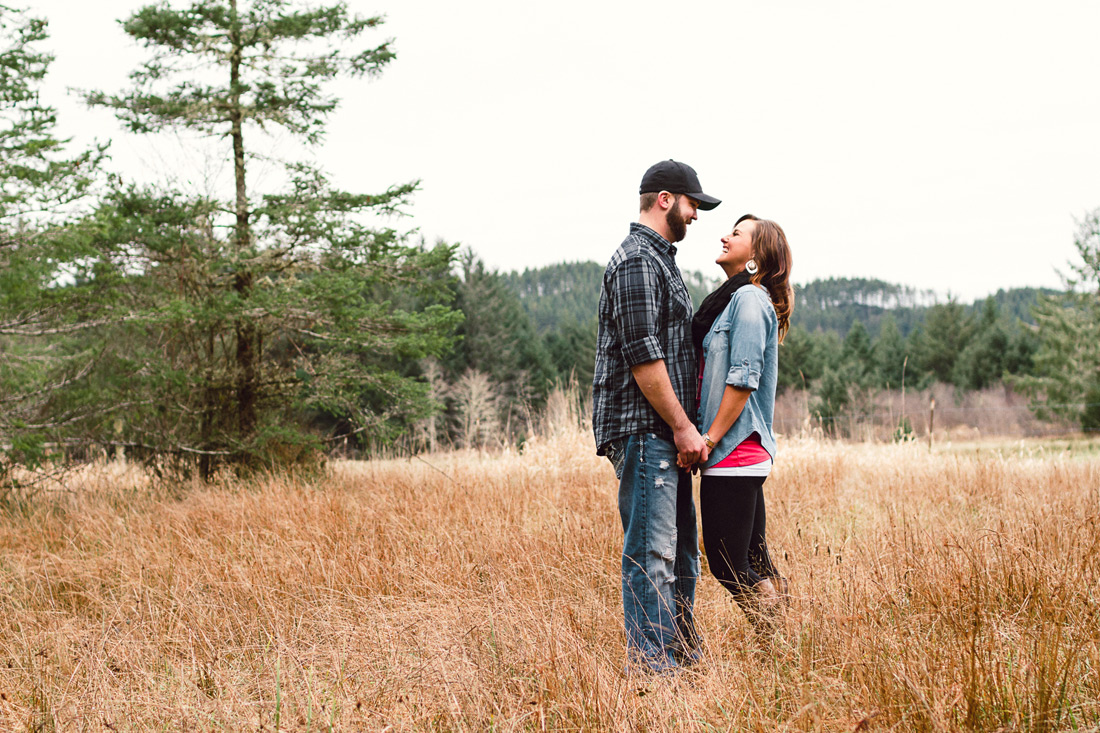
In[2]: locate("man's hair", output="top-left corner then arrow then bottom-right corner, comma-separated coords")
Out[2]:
640,191 -> 680,212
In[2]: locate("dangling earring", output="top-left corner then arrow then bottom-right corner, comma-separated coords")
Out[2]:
745,258 -> 759,275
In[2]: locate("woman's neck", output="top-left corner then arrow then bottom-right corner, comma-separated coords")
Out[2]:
721,263 -> 745,280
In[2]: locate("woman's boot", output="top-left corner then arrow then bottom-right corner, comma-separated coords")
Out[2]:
771,575 -> 790,610
742,578 -> 783,636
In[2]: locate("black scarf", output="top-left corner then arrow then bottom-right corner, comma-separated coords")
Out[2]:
691,271 -> 753,352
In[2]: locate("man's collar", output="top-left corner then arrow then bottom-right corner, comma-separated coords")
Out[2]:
630,222 -> 677,257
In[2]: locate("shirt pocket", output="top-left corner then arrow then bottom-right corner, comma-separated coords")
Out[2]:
669,282 -> 692,322
704,320 -> 731,357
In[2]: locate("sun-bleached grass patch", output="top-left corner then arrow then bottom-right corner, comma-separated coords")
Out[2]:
1,434 -> 1098,730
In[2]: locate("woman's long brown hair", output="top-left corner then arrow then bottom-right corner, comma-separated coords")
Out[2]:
737,214 -> 793,342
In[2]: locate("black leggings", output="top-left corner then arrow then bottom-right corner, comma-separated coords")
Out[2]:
700,474 -> 779,600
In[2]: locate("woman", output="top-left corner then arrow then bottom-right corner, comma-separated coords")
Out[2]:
690,213 -> 793,633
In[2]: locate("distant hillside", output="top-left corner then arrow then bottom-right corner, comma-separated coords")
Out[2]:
502,262 -> 719,333
501,262 -> 601,332
794,278 -> 1056,337
502,264 -> 1056,336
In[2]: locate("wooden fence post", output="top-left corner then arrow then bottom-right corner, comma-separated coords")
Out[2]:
929,396 -> 936,452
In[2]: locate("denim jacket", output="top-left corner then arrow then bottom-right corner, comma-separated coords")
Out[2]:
697,283 -> 778,468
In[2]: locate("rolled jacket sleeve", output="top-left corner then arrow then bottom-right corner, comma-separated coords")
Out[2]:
609,257 -> 666,367
726,291 -> 768,391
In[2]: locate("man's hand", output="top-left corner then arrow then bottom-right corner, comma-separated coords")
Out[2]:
629,359 -> 708,469
674,423 -> 708,468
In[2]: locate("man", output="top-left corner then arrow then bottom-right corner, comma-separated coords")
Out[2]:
593,159 -> 721,673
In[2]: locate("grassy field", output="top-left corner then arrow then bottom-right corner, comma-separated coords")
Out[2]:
2,430 -> 1099,731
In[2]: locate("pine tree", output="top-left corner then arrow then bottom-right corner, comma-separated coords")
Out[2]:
447,251 -> 556,442
0,6 -> 104,480
545,318 -> 597,388
1017,209 -> 1100,429
873,313 -> 910,390
0,7 -> 100,223
952,298 -> 1013,390
912,299 -> 973,385
842,321 -> 874,382
75,0 -> 461,473
775,324 -> 815,393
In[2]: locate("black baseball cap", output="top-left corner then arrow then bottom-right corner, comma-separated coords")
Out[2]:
639,159 -> 721,210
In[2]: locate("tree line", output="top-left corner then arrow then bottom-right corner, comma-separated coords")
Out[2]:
2,2 -> 1098,486
497,265 -> 1077,435
463,259 -> 1097,441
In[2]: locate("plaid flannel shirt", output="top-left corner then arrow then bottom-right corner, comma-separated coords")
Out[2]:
592,223 -> 696,453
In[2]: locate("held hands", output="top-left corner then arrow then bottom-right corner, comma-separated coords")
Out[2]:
673,424 -> 709,472
675,453 -> 699,472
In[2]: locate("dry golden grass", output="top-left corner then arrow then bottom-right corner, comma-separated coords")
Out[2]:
2,431 -> 1099,731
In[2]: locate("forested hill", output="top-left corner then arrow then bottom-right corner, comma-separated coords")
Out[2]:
502,264 -> 1054,336
501,262 -> 718,332
489,262 -> 1063,429
794,279 -> 1055,336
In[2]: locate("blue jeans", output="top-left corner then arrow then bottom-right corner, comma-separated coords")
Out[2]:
605,433 -> 701,673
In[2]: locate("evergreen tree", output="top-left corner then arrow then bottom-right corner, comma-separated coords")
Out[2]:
873,313 -> 910,390
0,6 -> 104,479
448,251 -> 556,438
544,318 -> 597,388
1017,209 -> 1100,429
808,330 -> 853,435
776,324 -> 815,393
811,363 -> 860,437
0,6 -> 100,223
811,329 -> 844,374
842,321 -> 874,383
951,297 -> 1036,391
912,299 -> 972,384
71,0 -> 460,473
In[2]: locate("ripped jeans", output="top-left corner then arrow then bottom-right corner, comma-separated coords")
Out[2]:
605,433 -> 700,672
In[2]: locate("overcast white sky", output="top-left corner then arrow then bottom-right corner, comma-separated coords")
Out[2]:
28,0 -> 1100,301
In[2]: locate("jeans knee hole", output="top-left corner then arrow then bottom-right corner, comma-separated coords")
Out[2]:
662,532 -> 677,562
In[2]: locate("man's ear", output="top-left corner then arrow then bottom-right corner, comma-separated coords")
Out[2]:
658,191 -> 674,210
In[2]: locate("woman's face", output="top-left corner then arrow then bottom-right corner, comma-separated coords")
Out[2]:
716,219 -> 755,273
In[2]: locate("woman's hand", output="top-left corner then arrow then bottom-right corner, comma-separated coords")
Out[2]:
676,454 -> 700,473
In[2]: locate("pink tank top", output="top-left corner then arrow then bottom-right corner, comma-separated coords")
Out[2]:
712,432 -> 770,467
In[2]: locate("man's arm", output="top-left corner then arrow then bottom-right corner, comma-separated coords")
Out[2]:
609,255 -> 707,465
631,359 -> 709,466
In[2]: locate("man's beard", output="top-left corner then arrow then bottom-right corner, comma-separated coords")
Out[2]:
665,199 -> 688,243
